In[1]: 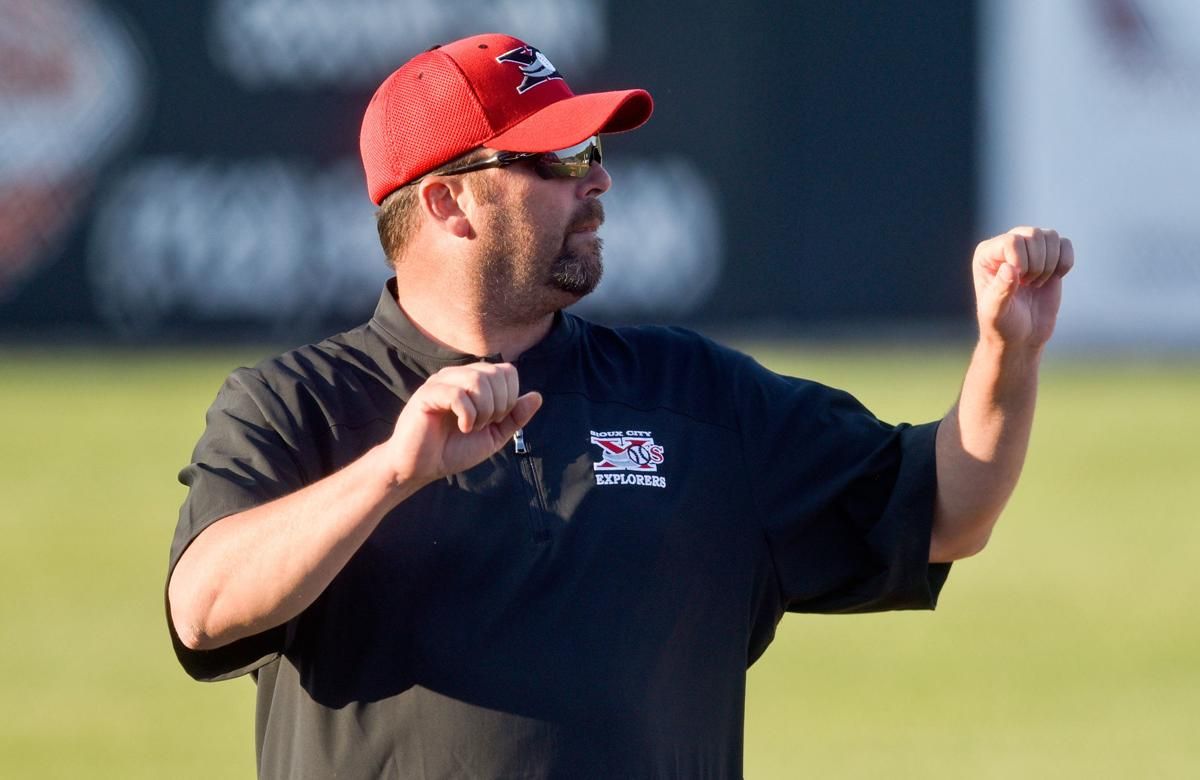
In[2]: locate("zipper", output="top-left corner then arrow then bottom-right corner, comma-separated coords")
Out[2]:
512,427 -> 550,543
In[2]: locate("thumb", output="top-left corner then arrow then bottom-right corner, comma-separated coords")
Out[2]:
510,391 -> 543,429
992,261 -> 1019,298
491,391 -> 543,443
981,261 -> 1019,319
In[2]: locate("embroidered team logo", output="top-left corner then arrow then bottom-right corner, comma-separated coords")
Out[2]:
590,430 -> 667,488
496,46 -> 563,94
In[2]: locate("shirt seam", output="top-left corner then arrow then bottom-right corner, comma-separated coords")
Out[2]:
327,416 -> 391,432
726,366 -> 782,617
536,389 -> 739,435
232,367 -> 314,486
365,320 -> 479,365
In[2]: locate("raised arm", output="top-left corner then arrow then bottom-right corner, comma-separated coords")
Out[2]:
930,227 -> 1074,562
168,362 -> 541,651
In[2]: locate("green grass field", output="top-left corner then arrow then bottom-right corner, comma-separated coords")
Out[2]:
2,344 -> 1197,778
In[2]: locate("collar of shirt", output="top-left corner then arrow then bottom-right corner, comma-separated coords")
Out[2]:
367,278 -> 579,382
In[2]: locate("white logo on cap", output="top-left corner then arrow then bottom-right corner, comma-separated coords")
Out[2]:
496,46 -> 563,94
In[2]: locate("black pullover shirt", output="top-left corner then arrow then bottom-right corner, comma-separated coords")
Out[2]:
168,280 -> 949,779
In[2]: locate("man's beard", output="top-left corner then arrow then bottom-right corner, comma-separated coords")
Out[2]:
475,197 -> 605,320
551,243 -> 602,295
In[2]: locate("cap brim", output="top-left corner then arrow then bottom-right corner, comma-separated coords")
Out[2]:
487,89 -> 653,152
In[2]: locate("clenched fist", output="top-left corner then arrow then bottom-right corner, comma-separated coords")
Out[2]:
383,362 -> 542,488
973,226 -> 1075,349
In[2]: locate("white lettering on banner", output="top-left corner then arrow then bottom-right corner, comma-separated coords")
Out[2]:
208,0 -> 608,87
86,157 -> 722,333
87,159 -> 388,334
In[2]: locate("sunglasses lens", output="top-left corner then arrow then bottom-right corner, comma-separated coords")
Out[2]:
534,137 -> 602,179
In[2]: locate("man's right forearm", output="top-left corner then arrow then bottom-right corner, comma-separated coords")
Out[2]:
168,443 -> 420,651
169,361 -> 543,653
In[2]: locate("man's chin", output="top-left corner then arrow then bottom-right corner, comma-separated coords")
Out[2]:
547,281 -> 597,305
550,245 -> 603,298
550,263 -> 602,298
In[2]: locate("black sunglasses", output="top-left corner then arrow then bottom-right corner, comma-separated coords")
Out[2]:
412,136 -> 603,185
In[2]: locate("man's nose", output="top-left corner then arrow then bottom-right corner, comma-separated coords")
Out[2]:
580,162 -> 612,199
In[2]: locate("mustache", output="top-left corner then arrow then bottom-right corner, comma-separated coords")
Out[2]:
567,199 -> 605,231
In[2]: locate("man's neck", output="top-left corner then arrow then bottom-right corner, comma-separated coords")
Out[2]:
392,282 -> 555,362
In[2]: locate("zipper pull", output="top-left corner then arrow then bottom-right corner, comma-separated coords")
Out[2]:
513,428 -> 529,455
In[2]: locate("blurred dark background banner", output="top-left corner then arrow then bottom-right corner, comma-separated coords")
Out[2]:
0,0 -> 976,341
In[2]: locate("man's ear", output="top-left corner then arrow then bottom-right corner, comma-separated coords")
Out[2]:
419,178 -> 473,239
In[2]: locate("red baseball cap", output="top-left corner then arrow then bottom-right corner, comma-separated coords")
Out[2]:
360,33 -> 654,204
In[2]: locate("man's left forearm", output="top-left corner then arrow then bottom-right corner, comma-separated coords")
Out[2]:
931,339 -> 1042,561
929,226 -> 1073,562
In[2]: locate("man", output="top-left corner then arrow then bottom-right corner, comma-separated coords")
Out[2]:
166,33 -> 1073,779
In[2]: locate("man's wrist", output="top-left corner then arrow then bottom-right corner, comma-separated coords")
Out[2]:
976,331 -> 1045,368
361,443 -> 427,506
971,335 -> 1044,402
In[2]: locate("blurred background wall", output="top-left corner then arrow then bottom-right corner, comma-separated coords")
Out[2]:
1,0 -> 1196,347
2,0 -> 976,342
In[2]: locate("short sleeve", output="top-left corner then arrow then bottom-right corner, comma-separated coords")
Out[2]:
166,368 -> 310,681
731,351 -> 950,614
